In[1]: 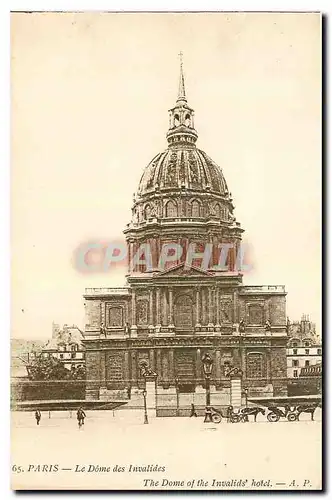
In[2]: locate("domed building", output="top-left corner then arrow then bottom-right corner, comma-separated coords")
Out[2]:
83,60 -> 288,411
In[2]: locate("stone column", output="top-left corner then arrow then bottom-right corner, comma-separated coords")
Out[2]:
100,350 -> 107,389
131,289 -> 137,337
155,287 -> 161,333
241,347 -> 246,379
195,348 -> 204,391
208,287 -> 214,331
163,289 -> 168,327
168,287 -> 175,331
151,238 -> 157,271
149,349 -> 155,372
195,286 -> 201,330
148,289 -> 154,333
124,351 -> 130,387
215,286 -> 221,332
233,290 -> 238,325
202,288 -> 207,329
131,351 -> 138,388
169,350 -> 175,382
267,347 -> 272,382
157,349 -> 162,380
215,350 -> 221,381
99,351 -> 109,400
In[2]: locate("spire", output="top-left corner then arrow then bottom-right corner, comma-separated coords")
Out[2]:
167,53 -> 197,146
177,51 -> 187,102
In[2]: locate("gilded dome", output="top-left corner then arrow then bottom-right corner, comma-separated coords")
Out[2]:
137,146 -> 229,197
127,57 -> 240,229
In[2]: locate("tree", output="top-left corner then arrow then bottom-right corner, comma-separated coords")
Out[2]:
70,364 -> 86,380
27,355 -> 71,381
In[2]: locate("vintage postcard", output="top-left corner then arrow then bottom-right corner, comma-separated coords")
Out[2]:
11,11 -> 322,491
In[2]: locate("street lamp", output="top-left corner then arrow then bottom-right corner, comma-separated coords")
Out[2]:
139,360 -> 157,425
202,353 -> 213,423
142,388 -> 148,424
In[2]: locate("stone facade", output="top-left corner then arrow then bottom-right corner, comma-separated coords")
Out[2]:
83,60 -> 288,404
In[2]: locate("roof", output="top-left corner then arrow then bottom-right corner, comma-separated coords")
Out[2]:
43,326 -> 84,351
137,147 -> 229,198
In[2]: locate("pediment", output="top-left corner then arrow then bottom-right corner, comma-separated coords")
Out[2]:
155,263 -> 213,278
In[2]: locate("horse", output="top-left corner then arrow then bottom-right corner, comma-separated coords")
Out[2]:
240,407 -> 266,422
295,404 -> 319,421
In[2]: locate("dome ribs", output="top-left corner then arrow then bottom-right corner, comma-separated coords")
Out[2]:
155,150 -> 169,189
196,149 -> 210,189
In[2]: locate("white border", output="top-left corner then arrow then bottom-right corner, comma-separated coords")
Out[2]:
1,2 -> 328,499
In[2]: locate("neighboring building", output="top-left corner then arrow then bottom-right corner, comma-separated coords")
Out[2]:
287,343 -> 322,378
287,314 -> 322,378
287,313 -> 320,344
42,324 -> 85,371
83,60 -> 289,406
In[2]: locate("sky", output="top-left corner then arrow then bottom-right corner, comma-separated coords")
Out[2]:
11,12 -> 321,340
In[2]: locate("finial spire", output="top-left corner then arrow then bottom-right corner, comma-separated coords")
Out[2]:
177,51 -> 187,102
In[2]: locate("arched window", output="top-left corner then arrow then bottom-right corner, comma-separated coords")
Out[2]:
215,203 -> 221,218
174,114 -> 180,127
185,113 -> 191,127
71,344 -> 78,352
144,204 -> 151,220
165,200 -> 177,218
191,200 -> 200,217
247,353 -> 265,378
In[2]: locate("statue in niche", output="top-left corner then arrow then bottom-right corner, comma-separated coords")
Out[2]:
265,320 -> 272,332
239,319 -> 246,333
100,323 -> 106,337
138,360 -> 156,378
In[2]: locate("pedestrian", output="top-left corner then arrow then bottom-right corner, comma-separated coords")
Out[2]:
190,403 -> 197,417
77,407 -> 86,428
35,409 -> 41,426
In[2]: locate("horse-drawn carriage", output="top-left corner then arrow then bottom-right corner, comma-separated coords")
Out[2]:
207,405 -> 265,423
248,395 -> 322,423
205,395 -> 321,424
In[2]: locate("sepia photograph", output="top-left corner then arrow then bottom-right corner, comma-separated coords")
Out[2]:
10,11 -> 322,491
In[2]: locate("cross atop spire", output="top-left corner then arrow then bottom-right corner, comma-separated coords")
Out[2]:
177,51 -> 187,102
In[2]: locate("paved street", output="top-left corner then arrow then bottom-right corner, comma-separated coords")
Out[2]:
11,409 -> 322,490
